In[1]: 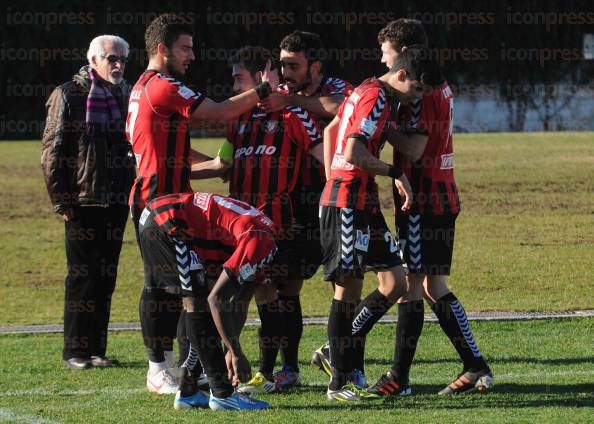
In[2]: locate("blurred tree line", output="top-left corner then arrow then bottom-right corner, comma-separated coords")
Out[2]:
1,0 -> 593,138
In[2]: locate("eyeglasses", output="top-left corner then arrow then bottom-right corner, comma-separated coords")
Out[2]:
101,55 -> 128,64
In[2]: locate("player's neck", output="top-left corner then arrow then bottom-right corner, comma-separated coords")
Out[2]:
147,58 -> 170,77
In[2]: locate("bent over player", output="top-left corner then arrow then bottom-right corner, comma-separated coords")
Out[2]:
127,14 -> 276,393
138,192 -> 276,410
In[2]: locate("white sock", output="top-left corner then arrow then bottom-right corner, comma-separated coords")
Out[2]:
148,360 -> 167,376
163,350 -> 177,369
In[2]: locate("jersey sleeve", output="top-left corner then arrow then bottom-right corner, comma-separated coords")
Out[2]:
286,107 -> 322,152
324,78 -> 354,96
147,77 -> 205,118
348,87 -> 387,144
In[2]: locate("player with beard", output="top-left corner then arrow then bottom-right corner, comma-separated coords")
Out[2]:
193,45 -> 324,393
362,19 -> 493,397
247,31 -> 353,387
127,14 -> 276,395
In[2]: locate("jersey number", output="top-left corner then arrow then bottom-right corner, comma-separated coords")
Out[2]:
126,101 -> 139,141
213,195 -> 261,216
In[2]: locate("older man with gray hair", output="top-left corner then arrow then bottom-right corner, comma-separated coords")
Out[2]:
41,35 -> 135,369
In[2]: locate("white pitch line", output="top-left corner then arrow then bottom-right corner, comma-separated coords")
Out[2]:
0,388 -> 145,398
0,408 -> 63,424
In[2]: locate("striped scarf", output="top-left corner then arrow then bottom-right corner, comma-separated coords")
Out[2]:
85,67 -> 122,128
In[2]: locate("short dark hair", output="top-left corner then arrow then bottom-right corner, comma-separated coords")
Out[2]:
228,46 -> 277,76
279,30 -> 323,62
378,19 -> 428,50
145,14 -> 194,57
391,48 -> 443,87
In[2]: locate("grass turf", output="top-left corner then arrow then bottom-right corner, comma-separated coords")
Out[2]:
0,318 -> 593,423
1,133 -> 593,325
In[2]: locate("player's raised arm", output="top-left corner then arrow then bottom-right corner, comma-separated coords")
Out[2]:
190,60 -> 277,124
189,84 -> 268,124
262,92 -> 345,118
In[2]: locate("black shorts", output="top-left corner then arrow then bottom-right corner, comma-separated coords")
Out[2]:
272,219 -> 321,281
138,211 -> 208,297
320,206 -> 403,282
396,212 -> 458,276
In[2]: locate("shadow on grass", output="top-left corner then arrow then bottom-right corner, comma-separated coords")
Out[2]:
279,383 -> 594,411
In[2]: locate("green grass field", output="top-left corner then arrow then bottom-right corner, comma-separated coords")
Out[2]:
1,133 -> 593,423
1,319 -> 593,423
1,133 -> 593,325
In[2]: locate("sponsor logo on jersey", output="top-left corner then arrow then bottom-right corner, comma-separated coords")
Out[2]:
193,192 -> 212,210
178,85 -> 196,99
440,153 -> 455,169
331,154 -> 354,170
355,229 -> 370,252
234,145 -> 277,159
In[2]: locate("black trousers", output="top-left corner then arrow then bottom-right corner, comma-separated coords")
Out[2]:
63,205 -> 128,360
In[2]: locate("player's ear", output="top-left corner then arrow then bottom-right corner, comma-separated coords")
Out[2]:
157,42 -> 168,58
396,69 -> 408,82
310,60 -> 321,75
254,70 -> 263,84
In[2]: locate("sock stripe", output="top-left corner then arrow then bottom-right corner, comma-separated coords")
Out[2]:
351,306 -> 373,335
451,301 -> 482,358
182,344 -> 199,371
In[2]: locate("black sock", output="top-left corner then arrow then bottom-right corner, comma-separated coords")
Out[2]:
257,301 -> 284,376
431,293 -> 488,372
391,300 -> 424,384
328,299 -> 356,390
279,295 -> 303,371
185,310 -> 233,398
139,289 -> 182,363
351,290 -> 395,371
177,309 -> 189,365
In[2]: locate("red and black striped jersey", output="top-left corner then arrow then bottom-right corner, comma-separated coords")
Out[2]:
145,192 -> 276,265
393,81 -> 460,215
226,106 -> 321,230
126,70 -> 205,210
320,78 -> 390,211
279,77 -> 354,194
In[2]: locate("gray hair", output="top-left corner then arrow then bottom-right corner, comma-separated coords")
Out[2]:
87,35 -> 129,64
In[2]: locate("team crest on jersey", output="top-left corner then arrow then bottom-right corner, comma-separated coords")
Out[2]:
440,153 -> 454,169
178,85 -> 196,99
265,120 -> 278,133
193,192 -> 212,210
189,251 -> 204,271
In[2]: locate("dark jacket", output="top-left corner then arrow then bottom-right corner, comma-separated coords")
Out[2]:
41,66 -> 134,213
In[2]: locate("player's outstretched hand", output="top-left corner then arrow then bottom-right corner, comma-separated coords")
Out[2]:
260,92 -> 288,112
395,174 -> 413,212
261,60 -> 280,90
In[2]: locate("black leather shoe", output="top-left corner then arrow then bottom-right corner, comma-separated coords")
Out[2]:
64,357 -> 92,369
90,356 -> 120,367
